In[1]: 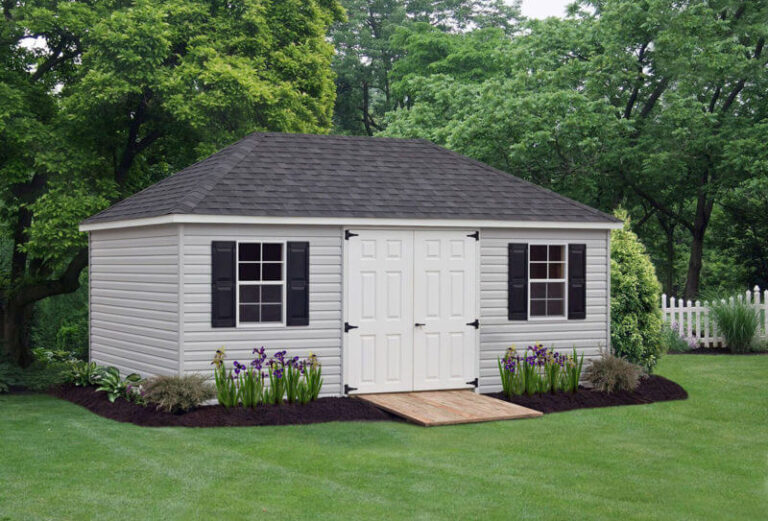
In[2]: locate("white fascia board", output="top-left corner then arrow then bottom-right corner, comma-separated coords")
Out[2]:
79,214 -> 623,232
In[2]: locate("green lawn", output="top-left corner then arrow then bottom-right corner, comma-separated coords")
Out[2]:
1,356 -> 766,521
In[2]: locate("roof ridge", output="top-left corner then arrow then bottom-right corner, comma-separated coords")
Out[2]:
167,133 -> 265,215
420,140 -> 620,223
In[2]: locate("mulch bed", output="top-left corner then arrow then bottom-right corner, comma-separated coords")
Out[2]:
486,375 -> 688,414
668,347 -> 767,355
52,375 -> 688,426
51,384 -> 398,427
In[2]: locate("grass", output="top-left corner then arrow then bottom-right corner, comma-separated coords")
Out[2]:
1,356 -> 766,521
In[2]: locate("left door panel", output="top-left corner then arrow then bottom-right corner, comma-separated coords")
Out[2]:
346,230 -> 414,393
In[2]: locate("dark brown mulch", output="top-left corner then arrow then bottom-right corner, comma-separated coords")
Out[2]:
486,375 -> 688,414
668,347 -> 767,355
52,384 -> 398,427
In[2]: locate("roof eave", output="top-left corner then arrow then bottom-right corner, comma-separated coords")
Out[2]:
79,213 -> 623,232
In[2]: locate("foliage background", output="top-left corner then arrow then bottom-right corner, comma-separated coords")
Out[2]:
1,0 -> 765,361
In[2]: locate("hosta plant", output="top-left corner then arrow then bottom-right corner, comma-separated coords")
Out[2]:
95,366 -> 142,403
68,361 -> 102,387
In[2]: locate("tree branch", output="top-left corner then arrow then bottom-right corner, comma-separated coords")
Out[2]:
622,42 -> 649,120
720,37 -> 764,114
639,76 -> 669,120
12,249 -> 88,307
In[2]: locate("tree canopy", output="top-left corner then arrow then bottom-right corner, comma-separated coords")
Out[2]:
379,0 -> 768,299
0,0 -> 344,364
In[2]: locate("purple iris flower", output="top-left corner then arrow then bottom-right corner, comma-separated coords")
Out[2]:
274,369 -> 283,379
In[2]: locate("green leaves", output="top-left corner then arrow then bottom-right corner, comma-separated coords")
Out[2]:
611,211 -> 664,372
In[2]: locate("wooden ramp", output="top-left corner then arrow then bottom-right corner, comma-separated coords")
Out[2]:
356,390 -> 542,426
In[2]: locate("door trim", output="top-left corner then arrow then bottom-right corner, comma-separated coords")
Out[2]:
342,227 -> 480,395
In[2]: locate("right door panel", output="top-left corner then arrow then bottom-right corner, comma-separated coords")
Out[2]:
413,231 -> 477,391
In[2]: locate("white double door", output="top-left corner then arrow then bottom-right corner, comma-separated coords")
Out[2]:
346,230 -> 477,394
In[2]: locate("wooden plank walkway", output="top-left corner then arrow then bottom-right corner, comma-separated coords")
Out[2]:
356,390 -> 542,426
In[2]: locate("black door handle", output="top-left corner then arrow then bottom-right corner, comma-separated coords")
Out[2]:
415,323 -> 425,327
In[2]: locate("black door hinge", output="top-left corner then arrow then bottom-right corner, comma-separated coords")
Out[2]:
345,230 -> 359,240
466,378 -> 478,388
466,318 -> 479,329
467,231 -> 479,241
344,384 -> 358,394
344,322 -> 358,333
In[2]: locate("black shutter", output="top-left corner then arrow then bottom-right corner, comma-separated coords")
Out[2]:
211,241 -> 236,327
286,241 -> 310,326
568,244 -> 587,319
508,243 -> 528,320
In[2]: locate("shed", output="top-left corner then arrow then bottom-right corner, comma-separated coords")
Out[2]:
79,132 -> 621,396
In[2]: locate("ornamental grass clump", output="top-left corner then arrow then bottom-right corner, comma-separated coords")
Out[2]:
708,298 -> 760,353
498,343 -> 583,398
142,374 -> 215,413
584,352 -> 642,393
211,347 -> 323,408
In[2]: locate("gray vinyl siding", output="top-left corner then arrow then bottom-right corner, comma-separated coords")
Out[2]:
478,228 -> 611,393
180,224 -> 343,396
89,225 -> 180,376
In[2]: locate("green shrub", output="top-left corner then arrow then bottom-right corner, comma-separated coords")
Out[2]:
708,298 -> 760,353
585,352 -> 643,393
0,362 -> 23,393
661,323 -> 693,352
142,374 -> 215,413
611,210 -> 664,372
0,359 -> 70,393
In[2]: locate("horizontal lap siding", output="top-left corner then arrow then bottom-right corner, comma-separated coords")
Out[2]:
478,228 -> 610,393
181,224 -> 343,396
89,225 -> 180,376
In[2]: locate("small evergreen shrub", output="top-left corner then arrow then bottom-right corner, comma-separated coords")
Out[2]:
610,210 -> 664,371
708,298 -> 760,353
142,374 -> 215,413
585,352 -> 642,393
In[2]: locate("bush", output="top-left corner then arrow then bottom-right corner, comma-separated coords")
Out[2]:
142,374 -> 215,413
585,352 -> 643,393
0,359 -> 70,393
611,210 -> 664,372
708,298 -> 760,353
662,322 -> 694,353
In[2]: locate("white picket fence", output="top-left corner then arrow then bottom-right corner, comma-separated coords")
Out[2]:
661,286 -> 768,348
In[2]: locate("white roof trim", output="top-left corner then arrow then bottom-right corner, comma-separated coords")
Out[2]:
79,214 -> 623,232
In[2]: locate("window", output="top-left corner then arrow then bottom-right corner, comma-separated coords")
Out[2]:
529,244 -> 566,318
237,242 -> 284,324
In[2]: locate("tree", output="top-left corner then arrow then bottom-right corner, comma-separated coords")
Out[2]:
0,0 -> 343,365
330,0 -> 520,135
382,0 -> 768,298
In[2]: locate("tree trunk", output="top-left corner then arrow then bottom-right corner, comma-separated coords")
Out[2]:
684,232 -> 704,300
1,301 -> 34,367
657,214 -> 677,295
683,189 -> 714,299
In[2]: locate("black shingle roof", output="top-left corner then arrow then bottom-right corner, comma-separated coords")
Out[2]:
82,132 -> 619,224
